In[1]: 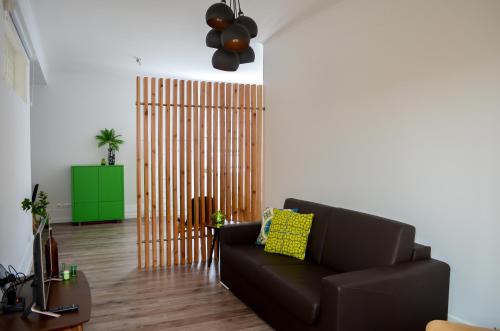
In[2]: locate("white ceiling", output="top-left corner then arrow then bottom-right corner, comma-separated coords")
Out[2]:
30,0 -> 328,83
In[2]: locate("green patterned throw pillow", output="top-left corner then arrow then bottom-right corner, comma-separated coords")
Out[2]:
264,209 -> 314,260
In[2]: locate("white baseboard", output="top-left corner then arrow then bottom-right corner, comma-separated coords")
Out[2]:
48,203 -> 137,223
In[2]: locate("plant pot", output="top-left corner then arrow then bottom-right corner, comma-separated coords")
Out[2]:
32,215 -> 41,234
108,148 -> 115,165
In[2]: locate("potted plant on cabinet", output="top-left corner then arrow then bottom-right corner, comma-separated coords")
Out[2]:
95,128 -> 124,165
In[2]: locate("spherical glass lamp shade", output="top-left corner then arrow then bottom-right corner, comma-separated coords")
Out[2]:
221,23 -> 250,52
212,49 -> 240,72
206,2 -> 234,31
235,15 -> 258,38
206,29 -> 222,48
238,46 -> 255,64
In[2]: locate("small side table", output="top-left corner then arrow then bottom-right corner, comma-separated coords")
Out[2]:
206,221 -> 240,267
206,223 -> 221,268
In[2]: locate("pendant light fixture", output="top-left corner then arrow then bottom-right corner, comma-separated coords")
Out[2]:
205,0 -> 258,71
234,15 -> 257,38
206,29 -> 222,48
221,23 -> 250,52
238,46 -> 255,64
205,1 -> 234,31
212,49 -> 240,72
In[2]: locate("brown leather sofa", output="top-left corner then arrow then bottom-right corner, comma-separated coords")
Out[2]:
220,198 -> 450,331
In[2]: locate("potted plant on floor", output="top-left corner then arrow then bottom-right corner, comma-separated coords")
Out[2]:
95,128 -> 124,165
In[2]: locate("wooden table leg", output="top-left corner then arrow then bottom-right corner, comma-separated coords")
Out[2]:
215,230 -> 220,260
207,228 -> 222,267
208,230 -> 216,267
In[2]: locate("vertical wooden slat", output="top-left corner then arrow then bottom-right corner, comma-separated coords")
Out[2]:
151,78 -> 158,268
207,83 -> 213,218
187,81 -> 193,264
200,82 -> 207,262
231,84 -> 238,220
172,79 -> 179,265
158,79 -> 165,267
213,83 -> 219,261
257,85 -> 264,217
238,84 -> 244,221
136,77 -> 142,269
225,83 -> 232,219
180,80 -> 186,265
165,79 -> 172,267
250,84 -> 257,220
213,83 -> 219,212
206,82 -> 213,256
193,81 -> 200,263
220,83 -> 226,217
143,77 -> 150,269
244,84 -> 251,221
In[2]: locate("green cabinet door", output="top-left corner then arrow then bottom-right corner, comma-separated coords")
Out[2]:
72,166 -> 99,221
99,166 -> 124,202
72,165 -> 124,223
72,167 -> 99,202
99,202 -> 124,220
73,202 -> 99,220
99,166 -> 124,220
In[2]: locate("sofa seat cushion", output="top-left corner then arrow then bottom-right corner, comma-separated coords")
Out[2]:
256,263 -> 337,325
222,244 -> 306,281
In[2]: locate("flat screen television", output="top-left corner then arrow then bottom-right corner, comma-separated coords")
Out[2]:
32,217 -> 51,311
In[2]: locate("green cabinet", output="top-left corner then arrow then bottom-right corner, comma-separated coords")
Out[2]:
71,165 -> 124,223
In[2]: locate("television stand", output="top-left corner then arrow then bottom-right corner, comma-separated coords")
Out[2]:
0,271 -> 91,331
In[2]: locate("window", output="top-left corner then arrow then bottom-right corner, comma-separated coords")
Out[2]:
2,12 -> 28,102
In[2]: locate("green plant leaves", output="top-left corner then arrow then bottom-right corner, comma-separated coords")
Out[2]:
95,128 -> 125,151
21,191 -> 50,219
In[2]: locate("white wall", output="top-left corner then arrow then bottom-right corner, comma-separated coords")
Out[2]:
0,3 -> 33,273
31,71 -> 136,221
264,0 -> 500,327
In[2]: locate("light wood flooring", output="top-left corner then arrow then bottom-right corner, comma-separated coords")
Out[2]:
52,220 -> 271,331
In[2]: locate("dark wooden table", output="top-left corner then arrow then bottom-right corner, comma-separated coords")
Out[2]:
206,221 -> 242,267
0,271 -> 91,331
206,223 -> 221,268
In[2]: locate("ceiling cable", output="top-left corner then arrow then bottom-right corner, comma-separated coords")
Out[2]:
237,0 -> 243,16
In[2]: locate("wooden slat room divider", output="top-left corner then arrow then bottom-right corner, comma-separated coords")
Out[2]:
136,77 -> 264,269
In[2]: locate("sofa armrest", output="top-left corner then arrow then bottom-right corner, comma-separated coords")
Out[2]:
220,222 -> 261,245
320,259 -> 450,331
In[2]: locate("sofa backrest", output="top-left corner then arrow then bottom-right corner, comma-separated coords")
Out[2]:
284,198 -> 334,263
284,198 -> 416,272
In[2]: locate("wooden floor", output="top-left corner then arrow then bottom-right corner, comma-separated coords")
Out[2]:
53,220 -> 271,331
